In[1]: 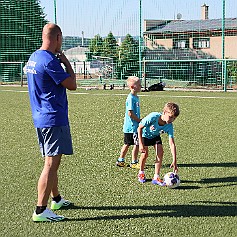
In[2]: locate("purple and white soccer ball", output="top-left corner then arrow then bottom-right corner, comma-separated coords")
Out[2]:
164,172 -> 180,188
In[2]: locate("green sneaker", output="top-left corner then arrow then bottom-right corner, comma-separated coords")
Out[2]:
32,208 -> 64,222
51,198 -> 71,210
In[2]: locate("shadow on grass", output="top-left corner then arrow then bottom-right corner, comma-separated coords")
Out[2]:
144,162 -> 237,170
181,176 -> 237,187
165,162 -> 237,168
174,185 -> 200,189
65,201 -> 237,221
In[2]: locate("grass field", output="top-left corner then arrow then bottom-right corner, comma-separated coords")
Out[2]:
0,86 -> 236,237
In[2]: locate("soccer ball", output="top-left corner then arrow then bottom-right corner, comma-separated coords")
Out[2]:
164,172 -> 180,189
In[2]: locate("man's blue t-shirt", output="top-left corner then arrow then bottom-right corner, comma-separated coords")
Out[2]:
140,112 -> 174,139
123,93 -> 140,133
26,50 -> 70,128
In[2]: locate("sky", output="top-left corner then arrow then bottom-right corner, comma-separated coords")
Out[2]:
39,0 -> 237,37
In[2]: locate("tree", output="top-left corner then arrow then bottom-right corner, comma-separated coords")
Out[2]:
118,34 -> 139,79
0,0 -> 47,81
88,32 -> 118,79
87,32 -> 140,79
87,34 -> 104,60
101,32 -> 118,60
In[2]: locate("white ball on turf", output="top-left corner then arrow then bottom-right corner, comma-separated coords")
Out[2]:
164,172 -> 180,188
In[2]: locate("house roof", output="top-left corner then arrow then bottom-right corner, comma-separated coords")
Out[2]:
144,18 -> 237,34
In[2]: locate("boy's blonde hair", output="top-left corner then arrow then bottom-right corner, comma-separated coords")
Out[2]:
164,102 -> 180,117
127,76 -> 140,87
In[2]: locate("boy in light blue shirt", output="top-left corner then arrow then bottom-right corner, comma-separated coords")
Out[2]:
116,76 -> 142,168
137,102 -> 180,184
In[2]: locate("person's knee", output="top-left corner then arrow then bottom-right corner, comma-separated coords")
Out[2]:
141,153 -> 148,160
157,145 -> 164,157
44,155 -> 61,171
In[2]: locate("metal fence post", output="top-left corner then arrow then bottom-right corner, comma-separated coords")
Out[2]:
222,0 -> 226,91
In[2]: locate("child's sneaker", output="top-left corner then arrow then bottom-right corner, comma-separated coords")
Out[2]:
138,173 -> 146,183
116,160 -> 127,167
32,208 -> 65,222
152,177 -> 165,186
130,162 -> 140,169
51,198 -> 71,210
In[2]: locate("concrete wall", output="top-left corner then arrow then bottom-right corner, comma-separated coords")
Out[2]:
193,36 -> 237,59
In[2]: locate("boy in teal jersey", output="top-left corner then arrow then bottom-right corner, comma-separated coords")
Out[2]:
137,102 -> 180,184
116,76 -> 142,168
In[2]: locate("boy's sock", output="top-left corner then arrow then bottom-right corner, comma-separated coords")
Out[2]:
139,170 -> 145,174
131,160 -> 138,164
154,174 -> 160,180
52,194 -> 62,203
35,206 -> 47,215
118,158 -> 125,162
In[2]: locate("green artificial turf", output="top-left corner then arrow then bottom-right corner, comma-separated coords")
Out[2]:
0,87 -> 236,237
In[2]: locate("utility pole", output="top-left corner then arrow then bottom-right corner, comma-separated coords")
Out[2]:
54,0 -> 57,24
139,0 -> 142,81
222,0 -> 227,91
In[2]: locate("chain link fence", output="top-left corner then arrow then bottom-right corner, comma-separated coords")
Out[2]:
0,0 -> 237,90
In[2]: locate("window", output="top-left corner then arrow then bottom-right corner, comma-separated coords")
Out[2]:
173,39 -> 189,49
193,38 -> 210,49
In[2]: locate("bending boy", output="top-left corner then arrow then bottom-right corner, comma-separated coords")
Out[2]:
137,102 -> 180,184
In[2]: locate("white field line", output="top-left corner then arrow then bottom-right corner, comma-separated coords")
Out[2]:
0,89 -> 28,93
1,89 -> 237,100
71,92 -> 237,100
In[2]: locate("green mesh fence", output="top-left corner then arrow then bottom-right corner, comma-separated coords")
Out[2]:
0,0 -> 237,90
0,0 -> 47,82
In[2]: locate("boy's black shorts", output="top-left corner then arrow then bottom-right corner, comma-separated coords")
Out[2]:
124,133 -> 139,146
142,135 -> 162,146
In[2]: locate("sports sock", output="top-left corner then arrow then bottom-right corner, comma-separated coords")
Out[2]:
118,158 -> 125,162
131,160 -> 138,164
154,174 -> 160,180
139,170 -> 145,174
36,206 -> 47,215
52,194 -> 62,203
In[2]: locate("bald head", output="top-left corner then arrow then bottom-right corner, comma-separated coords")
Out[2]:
41,23 -> 62,53
42,23 -> 62,40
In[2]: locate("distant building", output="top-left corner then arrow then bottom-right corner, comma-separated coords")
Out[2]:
64,46 -> 89,62
143,4 -> 237,59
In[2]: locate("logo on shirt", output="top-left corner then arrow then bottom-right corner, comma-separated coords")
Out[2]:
24,60 -> 37,74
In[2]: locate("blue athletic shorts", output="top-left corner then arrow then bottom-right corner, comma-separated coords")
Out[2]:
36,126 -> 73,157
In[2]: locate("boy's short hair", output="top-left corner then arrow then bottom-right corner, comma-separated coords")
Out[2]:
164,102 -> 180,117
127,76 -> 140,87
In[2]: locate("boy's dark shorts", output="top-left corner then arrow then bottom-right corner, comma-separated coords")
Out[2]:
142,135 -> 162,146
124,133 -> 139,146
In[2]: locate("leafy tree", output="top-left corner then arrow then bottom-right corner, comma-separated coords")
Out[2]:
88,32 -> 118,78
0,0 -> 47,81
87,32 -> 140,79
118,34 -> 139,79
87,34 -> 104,60
101,32 -> 118,60
227,61 -> 237,86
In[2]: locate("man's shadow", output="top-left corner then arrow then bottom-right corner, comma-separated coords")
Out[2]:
64,201 -> 237,221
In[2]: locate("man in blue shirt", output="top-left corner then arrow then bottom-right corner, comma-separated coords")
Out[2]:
137,102 -> 180,185
26,23 -> 77,222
